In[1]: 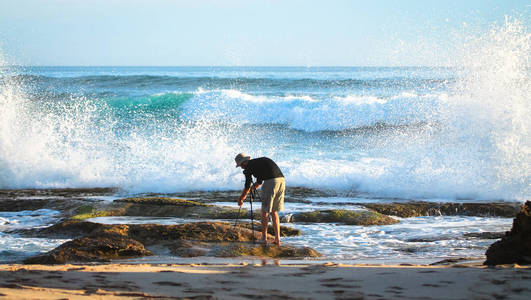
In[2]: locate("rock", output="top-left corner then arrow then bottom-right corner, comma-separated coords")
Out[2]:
25,220 -> 263,242
24,233 -> 152,264
406,232 -> 507,243
363,202 -> 519,218
406,235 -> 454,243
112,197 -> 246,219
215,243 -> 321,258
169,241 -> 321,258
281,213 -> 293,223
0,188 -> 117,213
116,197 -> 210,207
202,208 -> 247,219
127,222 -> 263,245
167,241 -> 210,257
430,257 -> 470,265
463,232 -> 506,239
291,209 -> 399,225
484,201 -> 531,265
277,225 -> 301,237
167,187 -> 327,204
70,204 -> 115,220
0,188 -> 117,199
238,222 -> 302,237
23,219 -> 103,238
23,220 -> 320,263
0,199 -> 59,212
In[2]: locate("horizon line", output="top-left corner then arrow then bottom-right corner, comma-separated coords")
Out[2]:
4,64 -> 453,68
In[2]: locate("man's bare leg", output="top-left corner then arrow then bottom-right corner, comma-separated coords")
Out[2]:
271,211 -> 281,246
261,211 -> 269,244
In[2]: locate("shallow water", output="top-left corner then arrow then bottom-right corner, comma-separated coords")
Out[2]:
284,215 -> 511,261
0,198 -> 513,263
87,206 -> 512,263
0,209 -> 69,263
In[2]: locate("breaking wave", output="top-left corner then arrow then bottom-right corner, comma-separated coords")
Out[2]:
0,17 -> 529,201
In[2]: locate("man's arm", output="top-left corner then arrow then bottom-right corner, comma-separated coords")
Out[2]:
237,183 -> 261,206
238,187 -> 250,206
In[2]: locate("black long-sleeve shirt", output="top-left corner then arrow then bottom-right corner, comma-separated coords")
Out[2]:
243,157 -> 284,188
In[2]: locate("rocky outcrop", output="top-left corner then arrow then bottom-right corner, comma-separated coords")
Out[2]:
238,222 -> 302,237
29,219 -> 104,238
0,188 -> 117,218
291,210 -> 399,225
127,222 -> 261,244
217,243 -> 320,258
29,220 -> 262,243
363,202 -> 519,218
168,187 -> 327,204
484,201 -> 531,265
24,233 -> 151,264
23,220 -> 319,264
168,241 -> 320,258
463,232 -> 506,239
57,197 -> 247,221
109,197 -> 245,219
0,188 -> 117,198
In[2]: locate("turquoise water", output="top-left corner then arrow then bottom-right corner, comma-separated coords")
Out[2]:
0,19 -> 529,200
1,65 -> 528,200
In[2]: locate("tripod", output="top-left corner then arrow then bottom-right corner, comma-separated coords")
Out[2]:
248,181 -> 260,244
233,180 -> 261,244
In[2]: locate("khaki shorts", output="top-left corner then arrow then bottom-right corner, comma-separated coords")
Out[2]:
261,177 -> 285,212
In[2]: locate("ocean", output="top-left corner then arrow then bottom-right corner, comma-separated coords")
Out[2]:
0,19 -> 529,263
1,65 -> 528,200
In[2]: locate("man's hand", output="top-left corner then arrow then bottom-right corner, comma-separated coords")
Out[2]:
238,187 -> 250,207
237,184 -> 260,207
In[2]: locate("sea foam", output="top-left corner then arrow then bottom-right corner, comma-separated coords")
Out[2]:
0,18 -> 529,201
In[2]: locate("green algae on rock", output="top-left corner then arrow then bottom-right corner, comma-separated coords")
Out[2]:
71,205 -> 115,220
111,197 -> 247,219
292,209 -> 399,225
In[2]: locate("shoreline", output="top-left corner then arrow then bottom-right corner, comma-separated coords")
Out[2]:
2,189 -> 529,299
94,254 -> 488,267
1,188 -> 519,267
1,262 -> 530,299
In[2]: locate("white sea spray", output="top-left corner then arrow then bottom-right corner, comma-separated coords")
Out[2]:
0,18 -> 528,200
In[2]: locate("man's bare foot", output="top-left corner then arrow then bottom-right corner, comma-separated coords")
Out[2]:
274,240 -> 281,246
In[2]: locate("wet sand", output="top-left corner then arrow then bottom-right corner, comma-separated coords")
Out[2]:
1,262 -> 530,299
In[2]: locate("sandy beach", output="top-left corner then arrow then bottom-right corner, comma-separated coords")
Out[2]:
1,262 -> 530,299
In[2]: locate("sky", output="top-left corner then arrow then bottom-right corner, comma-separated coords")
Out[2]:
0,0 -> 529,66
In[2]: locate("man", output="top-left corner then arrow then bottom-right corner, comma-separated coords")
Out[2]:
235,153 -> 285,246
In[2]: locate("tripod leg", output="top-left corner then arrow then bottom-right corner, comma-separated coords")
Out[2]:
250,188 -> 255,244
233,206 -> 241,227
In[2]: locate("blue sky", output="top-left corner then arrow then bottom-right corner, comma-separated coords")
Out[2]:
0,0 -> 528,66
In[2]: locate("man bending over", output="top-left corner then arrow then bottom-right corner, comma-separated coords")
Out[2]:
235,153 -> 285,246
